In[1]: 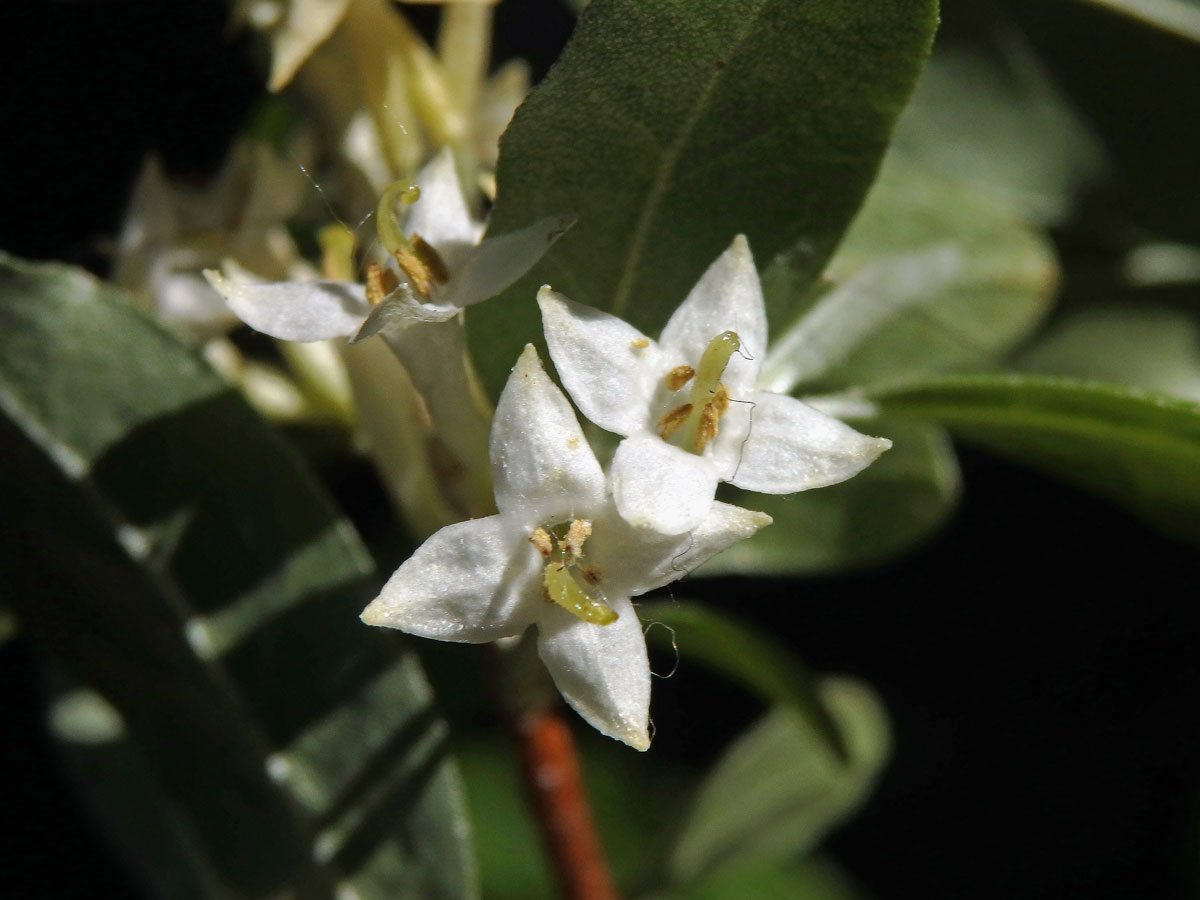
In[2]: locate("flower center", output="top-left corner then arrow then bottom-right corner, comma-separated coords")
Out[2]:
656,330 -> 740,454
375,180 -> 451,301
528,519 -> 617,625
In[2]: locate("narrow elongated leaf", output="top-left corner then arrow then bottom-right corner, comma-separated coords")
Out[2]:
0,255 -> 476,900
668,680 -> 890,884
874,373 -> 1200,543
1070,0 -> 1200,43
1015,303 -> 1200,403
705,419 -> 960,575
657,857 -> 870,900
470,0 -> 939,396
758,158 -> 1057,396
637,601 -> 844,761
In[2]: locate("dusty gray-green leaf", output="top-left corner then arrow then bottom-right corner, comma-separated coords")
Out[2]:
759,158 -> 1057,395
704,419 -> 959,575
1070,0 -> 1200,43
890,30 -> 1106,224
1016,303 -> 1200,403
0,254 -> 476,900
668,680 -> 890,884
874,373 -> 1200,544
638,601 -> 845,761
469,0 -> 939,397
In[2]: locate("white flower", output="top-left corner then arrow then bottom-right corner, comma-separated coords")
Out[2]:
360,345 -> 772,750
115,141 -> 311,339
538,236 -> 892,536
205,148 -> 570,344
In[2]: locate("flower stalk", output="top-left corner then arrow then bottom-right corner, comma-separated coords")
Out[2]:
516,706 -> 622,900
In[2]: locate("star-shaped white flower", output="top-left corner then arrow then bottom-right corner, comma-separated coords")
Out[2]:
539,236 -> 892,536
205,149 -> 570,344
360,345 -> 772,750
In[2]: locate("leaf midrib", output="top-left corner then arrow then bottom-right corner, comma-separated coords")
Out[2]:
608,1 -> 775,319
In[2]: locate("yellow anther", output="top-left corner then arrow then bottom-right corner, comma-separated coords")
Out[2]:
364,262 -> 399,305
393,233 -> 451,299
562,519 -> 592,562
529,527 -> 553,558
665,365 -> 695,392
657,403 -> 692,441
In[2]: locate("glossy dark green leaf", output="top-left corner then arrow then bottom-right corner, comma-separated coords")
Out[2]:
0,255 -> 476,900
874,373 -> 1200,543
757,158 -> 1057,396
668,682 -> 890,884
704,419 -> 959,576
469,0 -> 939,397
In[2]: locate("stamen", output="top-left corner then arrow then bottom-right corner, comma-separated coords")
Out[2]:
364,262 -> 399,305
656,403 -> 692,441
665,365 -> 695,392
529,527 -> 553,558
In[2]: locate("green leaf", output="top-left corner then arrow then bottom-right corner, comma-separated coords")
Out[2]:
889,31 -> 1106,224
758,158 -> 1058,395
1015,303 -> 1200,403
0,254 -> 476,900
667,681 -> 890,884
470,0 -> 939,397
1069,0 -> 1200,44
637,601 -> 844,761
874,372 -> 1200,544
704,419 -> 959,575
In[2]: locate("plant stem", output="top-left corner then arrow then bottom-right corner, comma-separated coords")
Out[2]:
515,706 -> 621,900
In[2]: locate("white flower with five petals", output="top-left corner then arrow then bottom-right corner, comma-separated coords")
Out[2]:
539,236 -> 892,536
360,345 -> 772,750
205,149 -> 570,344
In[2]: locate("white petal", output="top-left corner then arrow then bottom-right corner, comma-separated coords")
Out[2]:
586,502 -> 771,598
539,287 -> 663,437
262,0 -> 351,91
205,269 -> 370,341
404,148 -> 484,258
353,285 -> 458,341
730,392 -> 892,493
491,345 -> 606,521
444,215 -> 574,310
612,434 -> 718,535
536,594 -> 651,751
117,155 -> 179,253
361,516 -> 539,641
658,235 -> 767,392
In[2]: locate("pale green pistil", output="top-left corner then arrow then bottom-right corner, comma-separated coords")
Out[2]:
530,521 -> 617,625
657,330 -> 740,454
375,180 -> 449,299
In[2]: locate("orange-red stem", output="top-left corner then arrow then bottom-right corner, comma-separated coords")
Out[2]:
515,707 -> 621,900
